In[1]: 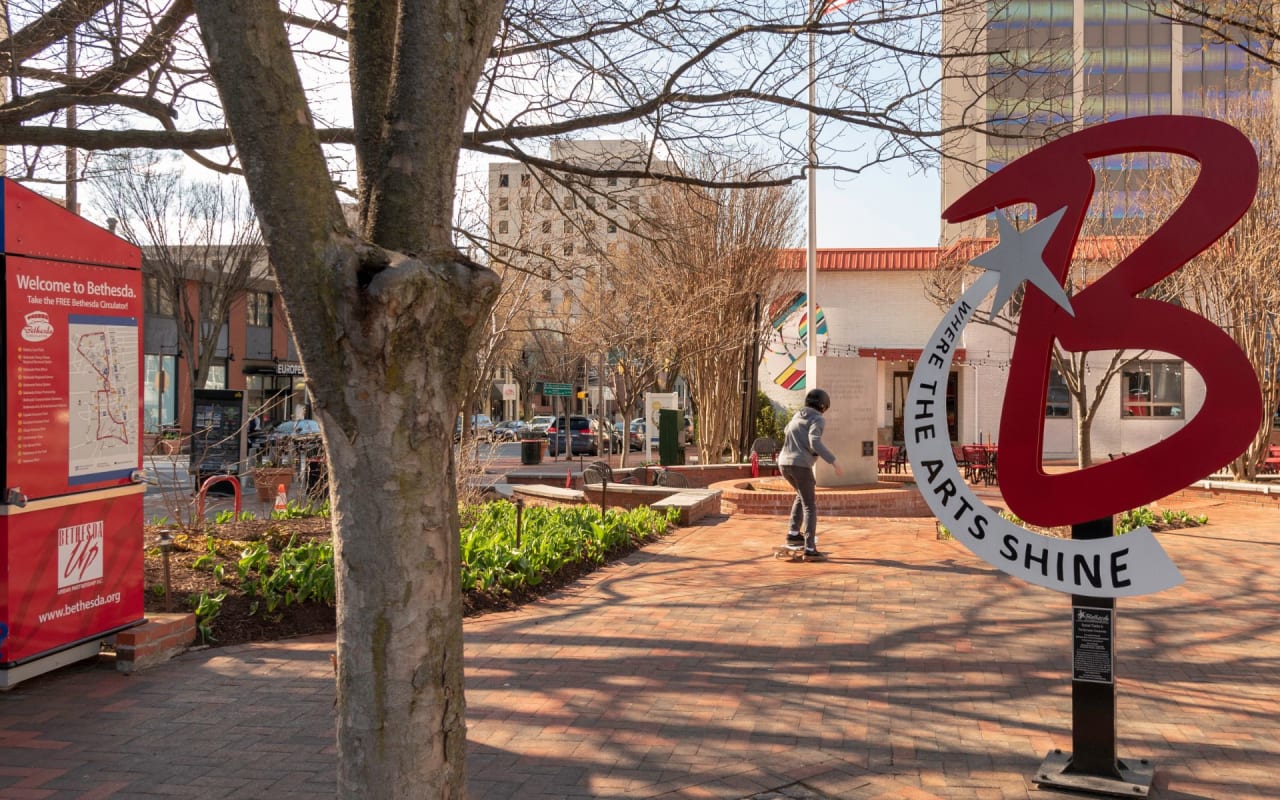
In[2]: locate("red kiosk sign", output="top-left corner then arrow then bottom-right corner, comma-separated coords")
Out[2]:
0,180 -> 145,677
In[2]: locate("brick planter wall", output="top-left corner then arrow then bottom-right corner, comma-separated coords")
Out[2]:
114,613 -> 197,674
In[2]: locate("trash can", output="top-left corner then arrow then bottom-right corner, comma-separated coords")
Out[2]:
520,438 -> 544,465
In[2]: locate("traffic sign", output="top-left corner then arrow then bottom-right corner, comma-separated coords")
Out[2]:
544,382 -> 573,396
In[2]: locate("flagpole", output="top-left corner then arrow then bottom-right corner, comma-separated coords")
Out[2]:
805,0 -> 819,387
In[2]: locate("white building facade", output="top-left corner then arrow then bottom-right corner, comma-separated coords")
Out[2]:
763,248 -> 1207,464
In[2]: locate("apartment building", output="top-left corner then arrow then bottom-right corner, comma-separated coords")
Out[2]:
486,140 -> 669,416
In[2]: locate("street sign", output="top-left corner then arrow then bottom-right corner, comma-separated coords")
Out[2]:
544,382 -> 573,396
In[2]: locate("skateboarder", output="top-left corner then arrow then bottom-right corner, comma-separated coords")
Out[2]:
777,388 -> 843,559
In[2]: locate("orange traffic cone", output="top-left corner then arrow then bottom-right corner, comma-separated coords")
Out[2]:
273,484 -> 288,513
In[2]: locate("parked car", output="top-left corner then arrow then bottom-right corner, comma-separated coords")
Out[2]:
267,419 -> 321,440
627,420 -> 645,451
489,419 -> 530,442
262,418 -> 323,464
547,415 -> 619,456
529,415 -> 556,434
455,413 -> 494,441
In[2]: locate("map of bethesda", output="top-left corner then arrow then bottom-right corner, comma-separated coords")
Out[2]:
68,316 -> 139,481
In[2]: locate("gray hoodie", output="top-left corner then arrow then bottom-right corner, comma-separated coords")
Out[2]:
777,406 -> 837,469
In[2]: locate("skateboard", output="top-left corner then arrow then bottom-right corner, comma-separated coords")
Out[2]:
772,545 -> 827,561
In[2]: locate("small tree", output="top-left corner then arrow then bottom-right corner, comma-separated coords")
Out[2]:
626,162 -> 800,462
96,151 -> 265,393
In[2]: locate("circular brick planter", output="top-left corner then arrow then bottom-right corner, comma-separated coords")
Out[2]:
710,475 -> 931,517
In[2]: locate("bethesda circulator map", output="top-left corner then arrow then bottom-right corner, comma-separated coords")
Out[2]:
67,315 -> 139,483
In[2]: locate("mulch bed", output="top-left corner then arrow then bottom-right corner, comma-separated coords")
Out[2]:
143,517 -> 658,647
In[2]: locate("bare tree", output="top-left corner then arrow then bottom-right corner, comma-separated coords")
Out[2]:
96,150 -> 265,392
1151,95 -> 1280,479
626,164 -> 800,462
927,213 -> 1154,467
0,1 -> 1060,794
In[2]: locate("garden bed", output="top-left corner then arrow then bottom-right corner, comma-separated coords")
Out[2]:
143,504 -> 673,647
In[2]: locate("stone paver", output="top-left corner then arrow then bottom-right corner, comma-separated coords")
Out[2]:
2,491 -> 1278,799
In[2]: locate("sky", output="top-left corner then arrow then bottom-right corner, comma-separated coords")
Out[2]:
812,163 -> 941,248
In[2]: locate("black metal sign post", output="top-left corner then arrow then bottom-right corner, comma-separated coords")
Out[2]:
1034,516 -> 1154,797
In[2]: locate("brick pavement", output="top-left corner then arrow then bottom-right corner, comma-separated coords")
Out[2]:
2,493 -> 1279,798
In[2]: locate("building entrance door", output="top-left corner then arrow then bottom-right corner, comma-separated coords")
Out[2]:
893,370 -> 958,442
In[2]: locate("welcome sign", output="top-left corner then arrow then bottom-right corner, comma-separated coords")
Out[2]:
909,116 -> 1264,598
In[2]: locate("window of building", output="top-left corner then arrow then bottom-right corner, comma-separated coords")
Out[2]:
1122,359 -> 1184,418
563,243 -> 574,256
143,354 -> 178,434
607,198 -> 618,210
607,176 -> 618,186
1046,367 -> 1071,417
562,220 -> 571,234
206,362 -> 228,390
499,173 -> 510,187
520,173 -> 530,187
245,290 -> 272,328
497,220 -> 509,234
607,222 -> 617,234
541,220 -> 552,233
143,274 -> 176,316
497,196 -> 509,211
565,195 -> 576,209
540,195 -> 552,210
629,177 -> 639,187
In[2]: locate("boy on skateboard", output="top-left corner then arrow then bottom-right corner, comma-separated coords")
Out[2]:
777,388 -> 843,559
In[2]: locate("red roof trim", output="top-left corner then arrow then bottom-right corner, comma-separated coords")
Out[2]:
777,247 -> 940,272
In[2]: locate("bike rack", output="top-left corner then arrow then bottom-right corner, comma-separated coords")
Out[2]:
195,474 -> 243,522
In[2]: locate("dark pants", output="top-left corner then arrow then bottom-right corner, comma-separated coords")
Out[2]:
780,464 -> 818,549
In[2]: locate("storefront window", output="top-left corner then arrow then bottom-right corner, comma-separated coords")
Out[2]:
1046,368 -> 1071,417
143,354 -> 177,433
1122,359 -> 1184,418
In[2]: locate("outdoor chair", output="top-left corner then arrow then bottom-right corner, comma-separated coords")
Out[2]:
750,437 -> 780,475
655,469 -> 690,488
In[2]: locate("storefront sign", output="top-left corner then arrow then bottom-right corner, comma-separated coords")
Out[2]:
275,362 -> 304,376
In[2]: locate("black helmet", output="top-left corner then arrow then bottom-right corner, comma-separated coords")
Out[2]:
805,388 -> 830,413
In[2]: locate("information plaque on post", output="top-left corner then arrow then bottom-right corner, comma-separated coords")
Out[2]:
907,116 -> 1266,798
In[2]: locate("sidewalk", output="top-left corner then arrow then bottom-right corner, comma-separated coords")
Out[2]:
2,498 -> 1279,798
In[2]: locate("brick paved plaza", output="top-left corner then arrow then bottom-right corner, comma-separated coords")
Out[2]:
2,492 -> 1278,798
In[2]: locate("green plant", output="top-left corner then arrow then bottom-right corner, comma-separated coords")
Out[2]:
269,498 -> 331,520
1116,506 -> 1157,534
192,591 -> 226,644
755,391 -> 791,443
459,502 -> 670,594
213,509 -> 259,524
237,536 -> 335,616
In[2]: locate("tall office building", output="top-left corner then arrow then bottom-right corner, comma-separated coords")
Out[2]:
941,2 -> 1271,241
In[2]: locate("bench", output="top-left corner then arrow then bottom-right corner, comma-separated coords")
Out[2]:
509,484 -> 588,507
650,489 -> 722,526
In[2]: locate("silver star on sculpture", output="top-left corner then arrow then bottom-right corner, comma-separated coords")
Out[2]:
970,207 -> 1074,320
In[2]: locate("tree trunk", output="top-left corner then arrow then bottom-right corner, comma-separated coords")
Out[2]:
192,2 -> 503,796
1075,392 -> 1093,467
